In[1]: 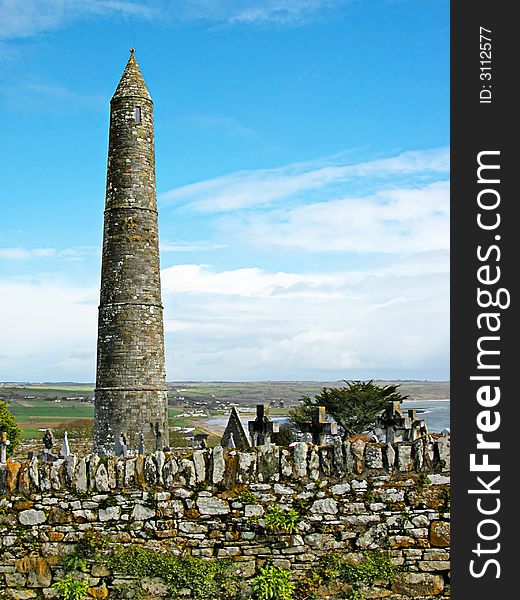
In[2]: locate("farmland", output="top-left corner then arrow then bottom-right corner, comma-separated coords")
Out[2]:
1,380 -> 450,441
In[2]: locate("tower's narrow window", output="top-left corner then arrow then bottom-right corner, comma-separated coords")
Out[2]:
135,106 -> 142,123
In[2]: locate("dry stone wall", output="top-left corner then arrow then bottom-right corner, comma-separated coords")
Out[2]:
0,438 -> 450,599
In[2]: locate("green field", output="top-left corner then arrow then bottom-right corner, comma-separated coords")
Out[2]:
2,380 -> 450,440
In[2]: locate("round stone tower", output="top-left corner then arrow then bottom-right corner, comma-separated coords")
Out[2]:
94,50 -> 169,454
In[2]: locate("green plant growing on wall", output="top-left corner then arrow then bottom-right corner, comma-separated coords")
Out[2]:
236,489 -> 259,504
251,565 -> 295,600
416,472 -> 432,489
61,553 -> 87,573
53,575 -> 89,600
0,401 -> 22,457
105,544 -> 233,599
264,505 -> 300,534
78,529 -> 107,558
319,550 -> 396,600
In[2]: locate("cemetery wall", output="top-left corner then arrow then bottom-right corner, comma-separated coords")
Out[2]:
0,437 -> 450,599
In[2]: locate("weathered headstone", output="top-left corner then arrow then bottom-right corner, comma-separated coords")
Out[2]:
373,401 -> 428,443
301,406 -> 338,446
221,407 -> 251,449
248,404 -> 279,446
59,431 -> 71,458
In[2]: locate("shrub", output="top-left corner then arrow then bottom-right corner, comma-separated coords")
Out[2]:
251,565 -> 295,600
0,401 -> 22,457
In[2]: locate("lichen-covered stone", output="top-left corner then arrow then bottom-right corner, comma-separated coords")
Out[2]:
436,437 -> 450,471
430,521 -> 450,546
95,464 -> 110,492
392,573 -> 444,596
293,442 -> 308,478
397,445 -> 413,471
211,446 -> 225,484
257,445 -> 280,482
131,503 -> 155,520
99,506 -> 121,521
144,455 -> 158,485
19,509 -> 46,526
311,498 -> 338,515
351,439 -> 366,474
365,445 -> 383,470
192,450 -> 206,483
196,496 -> 230,515
75,458 -> 88,493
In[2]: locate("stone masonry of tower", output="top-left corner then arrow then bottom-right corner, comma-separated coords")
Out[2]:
94,51 -> 169,454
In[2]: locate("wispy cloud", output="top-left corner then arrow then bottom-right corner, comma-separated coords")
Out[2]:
0,247 -> 56,259
0,0 -> 156,40
160,147 -> 449,255
176,0 -> 348,26
223,180 -> 449,254
161,147 -> 449,213
0,0 -> 348,40
160,241 -> 227,253
0,80 -> 104,112
0,246 -> 99,260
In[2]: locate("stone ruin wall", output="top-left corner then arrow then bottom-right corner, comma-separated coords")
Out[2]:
0,437 -> 450,599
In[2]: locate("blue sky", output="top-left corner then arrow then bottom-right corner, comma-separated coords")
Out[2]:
0,0 -> 449,382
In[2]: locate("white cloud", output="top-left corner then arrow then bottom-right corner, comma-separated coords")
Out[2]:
224,180 -> 449,254
161,147 -> 449,213
0,277 -> 97,381
161,259 -> 449,380
0,0 -> 156,39
160,241 -> 226,253
0,254 -> 448,381
0,246 -> 99,260
0,247 -> 56,259
0,0 -> 347,40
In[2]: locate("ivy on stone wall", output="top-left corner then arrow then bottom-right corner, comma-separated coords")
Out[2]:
104,545 -> 234,599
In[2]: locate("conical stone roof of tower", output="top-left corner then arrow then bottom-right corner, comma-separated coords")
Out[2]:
112,49 -> 152,102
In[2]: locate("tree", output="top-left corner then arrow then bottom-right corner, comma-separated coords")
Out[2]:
272,423 -> 295,447
289,380 -> 408,439
0,401 -> 22,458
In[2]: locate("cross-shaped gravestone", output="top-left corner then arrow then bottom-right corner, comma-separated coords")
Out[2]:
302,406 -> 338,446
248,404 -> 279,446
0,431 -> 10,464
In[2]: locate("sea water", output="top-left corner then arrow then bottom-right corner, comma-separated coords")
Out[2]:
202,399 -> 450,434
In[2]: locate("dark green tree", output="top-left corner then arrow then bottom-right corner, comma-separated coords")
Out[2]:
272,423 -> 295,447
0,401 -> 22,457
289,380 -> 407,439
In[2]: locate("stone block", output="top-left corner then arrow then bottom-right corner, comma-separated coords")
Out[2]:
392,572 -> 444,596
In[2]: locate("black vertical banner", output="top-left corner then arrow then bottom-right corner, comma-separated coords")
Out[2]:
451,2 -> 516,598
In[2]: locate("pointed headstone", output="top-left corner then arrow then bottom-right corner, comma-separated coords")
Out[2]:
59,431 -> 71,458
221,407 -> 251,449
